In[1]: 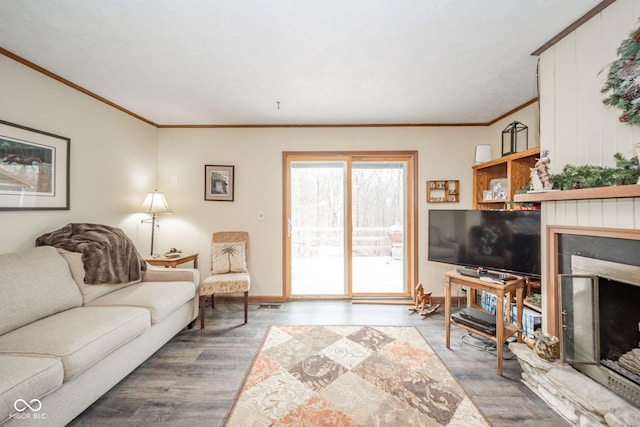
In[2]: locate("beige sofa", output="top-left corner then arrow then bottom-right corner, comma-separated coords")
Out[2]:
0,246 -> 199,426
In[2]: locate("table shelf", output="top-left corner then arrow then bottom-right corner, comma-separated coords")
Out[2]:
444,270 -> 524,375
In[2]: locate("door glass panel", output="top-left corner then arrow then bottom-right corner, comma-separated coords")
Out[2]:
559,274 -> 599,364
290,161 -> 346,295
352,161 -> 406,294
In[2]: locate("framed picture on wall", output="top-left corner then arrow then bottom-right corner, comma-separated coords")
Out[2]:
0,120 -> 70,210
204,165 -> 234,201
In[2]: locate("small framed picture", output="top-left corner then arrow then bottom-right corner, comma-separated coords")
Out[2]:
489,178 -> 508,200
204,165 -> 234,201
483,190 -> 493,201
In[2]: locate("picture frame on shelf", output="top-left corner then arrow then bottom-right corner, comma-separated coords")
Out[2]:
483,190 -> 494,201
0,120 -> 70,210
489,178 -> 507,200
204,165 -> 234,201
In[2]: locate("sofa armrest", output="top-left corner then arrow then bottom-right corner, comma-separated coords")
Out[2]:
142,265 -> 200,284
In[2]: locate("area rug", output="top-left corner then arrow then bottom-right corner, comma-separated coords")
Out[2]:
224,326 -> 490,426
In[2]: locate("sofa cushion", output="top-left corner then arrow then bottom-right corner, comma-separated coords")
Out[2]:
57,248 -> 140,304
0,306 -> 150,381
0,246 -> 82,336
87,281 -> 196,324
0,355 -> 63,423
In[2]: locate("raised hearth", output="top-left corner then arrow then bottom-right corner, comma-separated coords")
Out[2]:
511,343 -> 640,426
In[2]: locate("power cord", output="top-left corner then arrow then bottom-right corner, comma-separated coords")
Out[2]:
459,332 -> 516,360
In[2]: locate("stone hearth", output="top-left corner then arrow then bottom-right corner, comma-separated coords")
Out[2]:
510,343 -> 640,427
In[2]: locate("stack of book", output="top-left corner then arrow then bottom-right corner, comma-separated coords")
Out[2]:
521,307 -> 542,338
475,290 -> 542,337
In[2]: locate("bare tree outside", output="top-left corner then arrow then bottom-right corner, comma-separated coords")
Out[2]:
290,160 -> 405,295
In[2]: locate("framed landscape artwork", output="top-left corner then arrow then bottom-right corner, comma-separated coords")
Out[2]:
0,120 -> 70,210
204,164 -> 234,201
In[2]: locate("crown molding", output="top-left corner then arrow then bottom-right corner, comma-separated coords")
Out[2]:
531,0 -> 615,56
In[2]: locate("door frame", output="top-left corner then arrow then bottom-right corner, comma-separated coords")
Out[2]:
282,150 -> 418,299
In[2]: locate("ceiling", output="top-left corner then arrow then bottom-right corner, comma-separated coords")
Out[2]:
0,1 -> 604,126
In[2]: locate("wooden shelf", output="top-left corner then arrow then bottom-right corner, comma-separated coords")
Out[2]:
451,318 -> 519,341
427,179 -> 459,203
524,300 -> 542,313
472,147 -> 540,209
514,184 -> 640,203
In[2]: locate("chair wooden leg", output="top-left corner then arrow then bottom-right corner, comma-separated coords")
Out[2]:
199,295 -> 206,330
211,294 -> 215,310
243,291 -> 248,324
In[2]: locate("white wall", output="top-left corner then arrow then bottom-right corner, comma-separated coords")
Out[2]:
537,0 -> 640,330
488,102 -> 540,154
0,56 -> 159,254
157,126 -> 486,297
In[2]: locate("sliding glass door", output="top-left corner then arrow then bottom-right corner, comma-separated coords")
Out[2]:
351,161 -> 406,294
289,160 -> 347,296
285,152 -> 415,298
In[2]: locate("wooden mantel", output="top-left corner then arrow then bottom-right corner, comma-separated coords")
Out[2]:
514,184 -> 640,203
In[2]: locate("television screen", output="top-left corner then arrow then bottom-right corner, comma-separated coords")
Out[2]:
428,209 -> 541,277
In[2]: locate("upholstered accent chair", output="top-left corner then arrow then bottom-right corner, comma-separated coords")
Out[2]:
199,231 -> 250,329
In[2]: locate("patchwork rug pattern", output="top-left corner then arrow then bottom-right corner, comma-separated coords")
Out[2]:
225,326 -> 490,426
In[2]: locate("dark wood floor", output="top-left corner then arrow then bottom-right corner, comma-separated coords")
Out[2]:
68,301 -> 568,426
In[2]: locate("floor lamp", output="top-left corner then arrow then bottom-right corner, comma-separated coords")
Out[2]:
139,191 -> 172,256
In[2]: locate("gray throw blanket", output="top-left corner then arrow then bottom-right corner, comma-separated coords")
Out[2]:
36,223 -> 147,284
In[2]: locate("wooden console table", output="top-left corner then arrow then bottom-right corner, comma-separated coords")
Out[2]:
444,270 -> 524,375
145,253 -> 198,269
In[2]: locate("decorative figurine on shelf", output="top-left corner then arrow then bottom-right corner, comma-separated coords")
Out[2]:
530,150 -> 552,191
408,282 -> 440,316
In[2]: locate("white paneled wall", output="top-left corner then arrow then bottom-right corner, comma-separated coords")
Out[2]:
537,0 -> 640,330
540,0 -> 640,171
539,0 -> 640,230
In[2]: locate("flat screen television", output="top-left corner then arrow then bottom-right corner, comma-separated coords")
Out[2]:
428,209 -> 541,278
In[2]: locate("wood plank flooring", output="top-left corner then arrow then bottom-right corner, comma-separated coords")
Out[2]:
68,301 -> 568,426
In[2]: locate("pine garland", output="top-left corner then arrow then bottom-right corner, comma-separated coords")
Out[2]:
601,25 -> 640,125
550,153 -> 640,190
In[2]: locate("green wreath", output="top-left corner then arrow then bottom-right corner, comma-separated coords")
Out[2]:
601,25 -> 640,126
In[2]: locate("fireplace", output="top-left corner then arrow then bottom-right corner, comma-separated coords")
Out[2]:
560,255 -> 640,407
546,226 -> 640,409
510,226 -> 640,424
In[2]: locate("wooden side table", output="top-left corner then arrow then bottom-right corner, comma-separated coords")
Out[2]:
444,270 -> 524,375
145,253 -> 198,269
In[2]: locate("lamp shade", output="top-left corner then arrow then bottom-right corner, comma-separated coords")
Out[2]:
474,145 -> 492,164
138,191 -> 172,214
